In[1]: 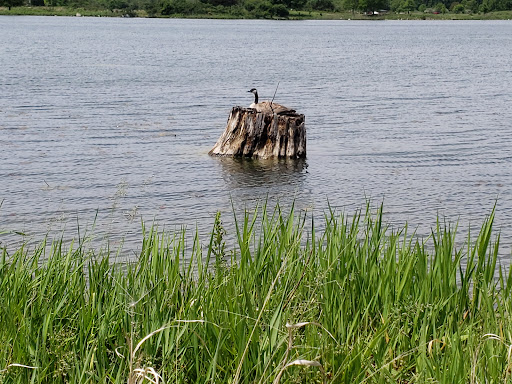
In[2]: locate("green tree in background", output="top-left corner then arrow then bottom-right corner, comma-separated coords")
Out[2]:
243,0 -> 297,17
402,0 -> 415,11
107,0 -> 128,10
344,0 -> 358,11
450,2 -> 464,11
203,0 -> 238,8
478,0 -> 490,11
271,3 -> 288,14
462,0 -> 478,11
141,0 -> 159,15
0,0 -> 23,9
307,0 -> 334,10
44,0 -> 68,6
495,0 -> 512,10
434,1 -> 447,11
161,0 -> 204,14
358,0 -> 385,13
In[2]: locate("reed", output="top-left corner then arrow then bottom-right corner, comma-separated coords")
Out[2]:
1,204 -> 511,383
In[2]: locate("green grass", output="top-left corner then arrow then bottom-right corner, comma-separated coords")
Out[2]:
1,203 -> 512,383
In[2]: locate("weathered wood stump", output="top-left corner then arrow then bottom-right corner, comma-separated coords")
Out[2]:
209,107 -> 306,159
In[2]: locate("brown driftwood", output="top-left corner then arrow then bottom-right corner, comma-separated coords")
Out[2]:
209,107 -> 306,159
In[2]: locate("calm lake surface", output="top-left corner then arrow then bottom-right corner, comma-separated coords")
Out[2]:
1,16 -> 511,259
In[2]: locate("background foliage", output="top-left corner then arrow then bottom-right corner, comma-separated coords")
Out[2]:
2,0 -> 511,19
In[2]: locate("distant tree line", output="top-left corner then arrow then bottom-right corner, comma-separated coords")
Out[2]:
345,0 -> 511,13
387,0 -> 511,14
0,0 -> 334,16
1,0 -> 511,17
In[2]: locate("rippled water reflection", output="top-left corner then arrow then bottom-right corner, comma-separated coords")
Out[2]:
1,17 -> 511,258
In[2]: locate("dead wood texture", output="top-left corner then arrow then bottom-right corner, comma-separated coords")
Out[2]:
209,107 -> 306,159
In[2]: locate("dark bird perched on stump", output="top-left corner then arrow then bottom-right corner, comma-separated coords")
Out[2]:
248,88 -> 296,115
208,88 -> 305,159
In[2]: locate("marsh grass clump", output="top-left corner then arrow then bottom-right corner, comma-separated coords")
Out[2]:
1,204 -> 512,383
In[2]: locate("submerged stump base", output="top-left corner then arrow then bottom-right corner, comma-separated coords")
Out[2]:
209,107 -> 306,159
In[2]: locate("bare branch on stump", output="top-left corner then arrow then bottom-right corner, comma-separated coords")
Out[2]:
209,107 -> 306,159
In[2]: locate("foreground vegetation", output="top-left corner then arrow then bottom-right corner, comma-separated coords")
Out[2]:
1,204 -> 512,383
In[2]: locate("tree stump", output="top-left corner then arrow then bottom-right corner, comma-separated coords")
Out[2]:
209,107 -> 306,159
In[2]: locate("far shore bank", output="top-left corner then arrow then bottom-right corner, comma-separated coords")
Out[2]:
1,6 -> 512,19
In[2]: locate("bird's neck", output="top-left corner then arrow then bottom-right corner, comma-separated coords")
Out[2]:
254,92 -> 258,104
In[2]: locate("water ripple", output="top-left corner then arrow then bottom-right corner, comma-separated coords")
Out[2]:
1,17 -> 511,258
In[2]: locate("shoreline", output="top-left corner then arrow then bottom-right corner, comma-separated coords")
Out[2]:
1,6 -> 512,19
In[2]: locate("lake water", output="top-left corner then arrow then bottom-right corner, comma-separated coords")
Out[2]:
1,16 -> 511,259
